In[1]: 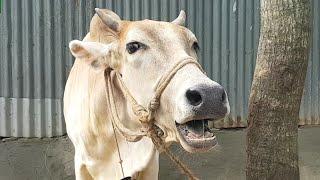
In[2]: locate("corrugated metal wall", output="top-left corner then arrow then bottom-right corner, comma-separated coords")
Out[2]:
0,0 -> 319,137
300,0 -> 320,126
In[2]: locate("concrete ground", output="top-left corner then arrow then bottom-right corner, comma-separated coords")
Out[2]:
0,127 -> 319,180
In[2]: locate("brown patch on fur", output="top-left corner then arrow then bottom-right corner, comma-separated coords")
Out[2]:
90,9 -> 133,46
89,9 -> 122,44
87,9 -> 134,70
137,20 -> 163,42
118,21 -> 133,45
89,14 -> 118,43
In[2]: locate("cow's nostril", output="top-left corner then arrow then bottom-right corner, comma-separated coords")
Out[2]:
186,89 -> 202,106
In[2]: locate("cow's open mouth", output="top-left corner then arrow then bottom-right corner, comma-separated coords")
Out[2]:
175,119 -> 217,152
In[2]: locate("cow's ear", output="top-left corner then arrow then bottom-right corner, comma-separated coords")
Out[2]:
69,40 -> 119,69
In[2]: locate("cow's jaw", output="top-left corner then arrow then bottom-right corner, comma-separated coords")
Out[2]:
175,119 -> 217,153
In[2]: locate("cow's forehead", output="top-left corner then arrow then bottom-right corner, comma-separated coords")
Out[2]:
121,20 -> 197,45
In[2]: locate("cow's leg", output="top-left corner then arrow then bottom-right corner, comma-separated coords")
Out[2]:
74,154 -> 93,180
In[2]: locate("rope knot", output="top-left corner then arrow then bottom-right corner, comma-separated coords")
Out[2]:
140,124 -> 151,134
132,104 -> 149,123
148,97 -> 160,112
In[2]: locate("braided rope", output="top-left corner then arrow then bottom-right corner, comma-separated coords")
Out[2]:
105,58 -> 203,180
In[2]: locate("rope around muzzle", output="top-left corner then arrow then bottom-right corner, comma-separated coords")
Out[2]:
104,58 -> 204,180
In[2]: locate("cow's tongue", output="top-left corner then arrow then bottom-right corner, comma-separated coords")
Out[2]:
186,120 -> 208,136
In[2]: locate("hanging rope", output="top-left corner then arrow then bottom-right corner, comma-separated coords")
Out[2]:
104,58 -> 204,180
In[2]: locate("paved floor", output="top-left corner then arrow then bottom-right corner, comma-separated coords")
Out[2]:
159,127 -> 320,180
0,127 -> 319,180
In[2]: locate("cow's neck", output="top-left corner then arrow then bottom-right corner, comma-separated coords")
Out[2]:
102,71 -> 158,177
111,74 -> 143,131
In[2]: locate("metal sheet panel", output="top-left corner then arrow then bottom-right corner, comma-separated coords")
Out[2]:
299,0 -> 320,126
0,0 -> 319,137
0,97 -> 64,137
0,0 -> 86,137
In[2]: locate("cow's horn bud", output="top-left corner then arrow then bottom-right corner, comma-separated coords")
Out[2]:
171,10 -> 186,26
95,8 -> 120,32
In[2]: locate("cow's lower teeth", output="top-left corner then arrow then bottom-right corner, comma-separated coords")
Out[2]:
176,120 -> 215,140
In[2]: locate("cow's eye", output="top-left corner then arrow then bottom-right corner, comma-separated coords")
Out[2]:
126,42 -> 145,54
192,42 -> 200,54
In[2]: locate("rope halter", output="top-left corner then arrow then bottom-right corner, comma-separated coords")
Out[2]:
105,58 -> 204,142
104,58 -> 204,180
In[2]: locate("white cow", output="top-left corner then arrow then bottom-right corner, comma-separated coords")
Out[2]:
64,8 -> 230,180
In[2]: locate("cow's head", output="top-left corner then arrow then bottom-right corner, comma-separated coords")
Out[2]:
69,9 -> 230,153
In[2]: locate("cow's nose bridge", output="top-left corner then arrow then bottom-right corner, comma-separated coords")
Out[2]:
153,57 -> 204,91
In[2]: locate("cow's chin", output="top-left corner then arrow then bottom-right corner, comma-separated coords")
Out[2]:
175,119 -> 217,153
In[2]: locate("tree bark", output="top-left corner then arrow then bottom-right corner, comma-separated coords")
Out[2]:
246,0 -> 311,180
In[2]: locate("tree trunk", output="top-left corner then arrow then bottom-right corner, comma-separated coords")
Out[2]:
246,0 -> 311,180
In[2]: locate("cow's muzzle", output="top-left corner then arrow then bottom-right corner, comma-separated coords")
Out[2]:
185,84 -> 228,120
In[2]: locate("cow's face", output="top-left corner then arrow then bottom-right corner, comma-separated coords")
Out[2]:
69,9 -> 230,153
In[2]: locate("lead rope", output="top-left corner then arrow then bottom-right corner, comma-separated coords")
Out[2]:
111,121 -> 125,178
105,58 -> 204,180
